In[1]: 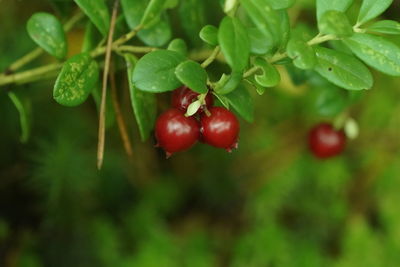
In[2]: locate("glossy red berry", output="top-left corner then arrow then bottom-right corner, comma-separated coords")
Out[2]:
200,107 -> 240,151
155,108 -> 200,156
308,123 -> 346,158
171,86 -> 213,113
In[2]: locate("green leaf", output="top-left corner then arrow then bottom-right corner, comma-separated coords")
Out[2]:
314,46 -> 373,90
240,0 -> 282,49
74,0 -> 110,36
121,0 -> 172,47
125,54 -> 157,141
53,53 -> 99,106
139,16 -> 172,47
343,33 -> 400,76
115,15 -> 130,38
199,25 -> 219,46
224,83 -> 254,122
132,50 -> 185,93
287,39 -> 316,70
277,10 -> 290,49
318,10 -> 353,37
253,58 -> 280,87
121,0 -> 146,28
81,22 -> 102,53
367,20 -> 400,35
329,40 -> 354,55
215,71 -> 243,94
248,28 -> 273,55
286,64 -> 310,85
240,0 -> 273,38
264,0 -> 294,9
245,77 -> 267,95
213,91 -> 230,109
165,0 -> 179,9
26,12 -> 67,59
274,57 -> 293,65
141,0 -> 167,28
224,0 -> 240,14
8,92 -> 30,143
315,86 -> 349,116
175,61 -> 208,94
291,23 -> 315,42
218,16 -> 250,71
186,100 -> 202,116
316,0 -> 353,22
179,0 -> 206,45
357,0 -> 393,25
48,0 -> 74,18
167,39 -> 188,56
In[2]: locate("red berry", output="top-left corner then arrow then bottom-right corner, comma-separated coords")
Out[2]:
200,107 -> 240,151
308,123 -> 346,158
171,86 -> 213,113
155,108 -> 200,156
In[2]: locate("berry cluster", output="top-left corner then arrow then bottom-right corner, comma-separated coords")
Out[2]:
155,86 -> 240,157
155,88 -> 348,159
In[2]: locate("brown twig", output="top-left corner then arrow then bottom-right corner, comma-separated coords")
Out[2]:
97,0 -> 120,170
109,63 -> 133,157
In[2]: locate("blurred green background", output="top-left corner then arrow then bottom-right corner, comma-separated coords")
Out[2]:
1,0 -> 400,266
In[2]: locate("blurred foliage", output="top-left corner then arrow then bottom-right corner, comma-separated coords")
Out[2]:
1,0 -> 400,267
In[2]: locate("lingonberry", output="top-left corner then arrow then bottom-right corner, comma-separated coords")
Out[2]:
155,108 -> 200,157
171,86 -> 213,113
308,123 -> 346,158
200,107 -> 240,151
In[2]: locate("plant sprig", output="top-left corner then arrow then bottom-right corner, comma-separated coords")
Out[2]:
2,0 -> 400,166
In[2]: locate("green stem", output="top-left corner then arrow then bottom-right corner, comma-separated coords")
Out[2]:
201,46 -> 221,68
188,49 -> 223,62
353,27 -> 366,33
90,25 -> 143,57
307,33 -> 337,46
17,68 -> 60,85
270,52 -> 288,63
0,63 -> 62,86
115,45 -> 158,54
7,48 -> 44,73
244,33 -> 338,79
112,24 -> 143,47
243,66 -> 260,78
